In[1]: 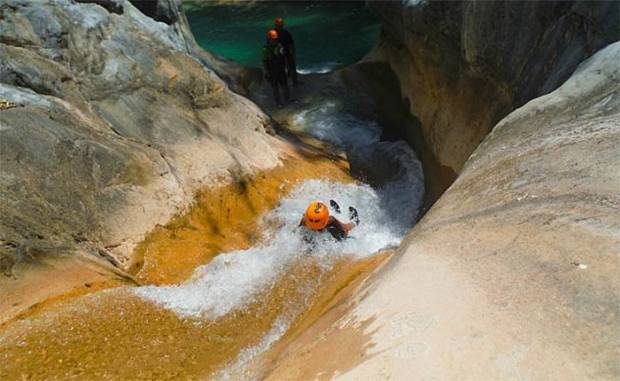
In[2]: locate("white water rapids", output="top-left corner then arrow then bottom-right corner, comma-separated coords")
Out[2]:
297,62 -> 342,74
134,100 -> 424,378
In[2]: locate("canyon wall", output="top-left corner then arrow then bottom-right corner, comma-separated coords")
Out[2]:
0,0 -> 284,279
267,41 -> 620,381
372,0 -> 619,179
266,2 -> 619,378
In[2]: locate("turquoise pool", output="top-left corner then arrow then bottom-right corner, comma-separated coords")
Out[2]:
186,1 -> 381,72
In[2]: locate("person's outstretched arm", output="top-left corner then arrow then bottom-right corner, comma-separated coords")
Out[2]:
333,218 -> 356,235
341,221 -> 356,234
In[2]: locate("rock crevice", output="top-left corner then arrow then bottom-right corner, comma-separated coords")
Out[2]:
371,0 -> 619,175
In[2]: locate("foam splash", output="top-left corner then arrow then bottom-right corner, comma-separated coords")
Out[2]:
134,177 -> 418,319
291,101 -> 425,223
134,101 -> 424,375
297,62 -> 342,74
292,101 -> 381,147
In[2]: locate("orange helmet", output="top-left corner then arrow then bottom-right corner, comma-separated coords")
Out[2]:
267,29 -> 278,40
275,17 -> 284,27
304,201 -> 330,231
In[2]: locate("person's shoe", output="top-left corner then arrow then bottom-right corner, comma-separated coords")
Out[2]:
349,207 -> 359,225
329,200 -> 341,214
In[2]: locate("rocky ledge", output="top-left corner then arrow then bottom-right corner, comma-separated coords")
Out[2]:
0,0 -> 284,284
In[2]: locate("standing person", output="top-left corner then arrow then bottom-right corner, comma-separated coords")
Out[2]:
274,17 -> 300,86
262,29 -> 290,106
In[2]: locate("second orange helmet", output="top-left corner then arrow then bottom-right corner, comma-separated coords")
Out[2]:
267,29 -> 279,40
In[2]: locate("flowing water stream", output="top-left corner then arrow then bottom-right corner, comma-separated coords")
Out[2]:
132,103 -> 424,378
0,101 -> 423,380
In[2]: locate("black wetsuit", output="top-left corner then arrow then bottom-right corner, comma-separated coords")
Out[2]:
322,219 -> 347,241
299,216 -> 348,241
275,27 -> 298,85
262,40 -> 290,104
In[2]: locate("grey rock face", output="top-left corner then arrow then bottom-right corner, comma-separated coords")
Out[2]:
0,0 -> 282,275
372,0 -> 619,173
129,0 -> 180,24
76,0 -> 124,15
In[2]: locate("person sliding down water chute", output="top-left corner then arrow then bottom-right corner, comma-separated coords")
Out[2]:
299,201 -> 359,241
274,17 -> 300,86
262,29 -> 290,106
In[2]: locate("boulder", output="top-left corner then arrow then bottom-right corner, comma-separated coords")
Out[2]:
0,0 -> 283,277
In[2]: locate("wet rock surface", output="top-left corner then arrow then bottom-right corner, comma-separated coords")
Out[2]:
266,42 -> 620,380
372,0 -> 619,174
0,0 -> 283,281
